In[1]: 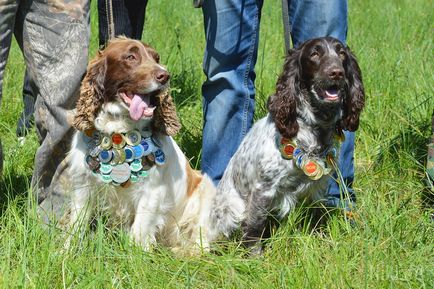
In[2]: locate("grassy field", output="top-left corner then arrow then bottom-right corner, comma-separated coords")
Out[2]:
0,0 -> 433,288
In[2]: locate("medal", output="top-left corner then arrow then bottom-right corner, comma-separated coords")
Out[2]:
85,129 -> 165,185
302,159 -> 324,180
100,174 -> 112,183
89,145 -> 102,158
85,155 -> 100,171
124,146 -> 135,162
110,163 -> 131,184
154,149 -> 165,165
138,170 -> 149,178
141,137 -> 155,156
141,157 -> 153,170
111,133 -> 126,149
152,137 -> 162,148
132,144 -> 144,159
280,142 -> 296,159
99,150 -> 113,163
91,130 -> 102,145
100,163 -> 113,174
130,159 -> 143,172
277,136 -> 297,159
100,136 -> 112,149
116,149 -> 126,163
303,160 -> 318,175
110,149 -> 121,165
130,173 -> 139,183
125,130 -> 141,146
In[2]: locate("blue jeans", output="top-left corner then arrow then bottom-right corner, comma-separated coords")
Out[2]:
201,0 -> 356,208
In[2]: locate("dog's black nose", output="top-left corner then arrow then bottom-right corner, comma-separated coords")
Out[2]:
328,67 -> 344,80
155,69 -> 170,84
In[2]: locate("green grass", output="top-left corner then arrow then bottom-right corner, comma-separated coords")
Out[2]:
1,0 -> 433,288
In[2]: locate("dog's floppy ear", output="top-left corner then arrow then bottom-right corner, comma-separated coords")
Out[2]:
152,90 -> 181,136
268,49 -> 301,139
73,51 -> 107,132
342,47 -> 365,131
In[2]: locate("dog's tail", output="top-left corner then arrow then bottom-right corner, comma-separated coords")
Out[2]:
174,173 -> 217,251
207,179 -> 245,241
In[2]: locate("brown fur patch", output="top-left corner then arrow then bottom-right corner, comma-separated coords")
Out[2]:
185,161 -> 202,197
152,90 -> 181,136
72,53 -> 106,132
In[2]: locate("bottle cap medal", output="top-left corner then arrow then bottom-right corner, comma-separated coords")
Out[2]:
83,129 -> 165,186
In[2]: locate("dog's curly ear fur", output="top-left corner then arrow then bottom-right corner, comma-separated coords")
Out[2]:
73,52 -> 107,132
267,49 -> 301,139
342,47 -> 365,131
152,90 -> 181,136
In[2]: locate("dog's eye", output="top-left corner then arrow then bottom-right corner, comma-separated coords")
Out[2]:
338,49 -> 346,59
126,54 -> 137,61
310,51 -> 320,59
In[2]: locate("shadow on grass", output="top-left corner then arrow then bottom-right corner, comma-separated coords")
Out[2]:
0,169 -> 32,215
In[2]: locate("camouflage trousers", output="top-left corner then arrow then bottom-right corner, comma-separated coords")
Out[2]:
0,0 -> 90,204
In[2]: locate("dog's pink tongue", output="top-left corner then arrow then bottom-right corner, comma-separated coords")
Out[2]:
130,94 -> 149,121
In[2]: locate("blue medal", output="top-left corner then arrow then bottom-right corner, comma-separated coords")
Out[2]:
154,149 -> 165,166
99,150 -> 113,163
132,145 -> 144,159
141,137 -> 155,156
124,146 -> 135,162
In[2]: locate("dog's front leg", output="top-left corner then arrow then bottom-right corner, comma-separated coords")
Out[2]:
240,195 -> 274,255
65,184 -> 93,249
130,187 -> 167,251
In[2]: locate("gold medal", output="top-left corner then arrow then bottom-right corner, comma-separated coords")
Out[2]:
111,133 -> 126,149
125,130 -> 141,146
303,159 -> 319,176
303,160 -> 324,180
278,136 -> 297,160
100,136 -> 112,149
280,143 -> 296,159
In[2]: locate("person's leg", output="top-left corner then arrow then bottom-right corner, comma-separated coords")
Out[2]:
201,0 -> 263,185
124,0 -> 148,40
0,0 -> 19,176
19,0 -> 90,207
16,69 -> 35,140
98,0 -> 132,46
288,0 -> 347,48
288,0 -> 355,208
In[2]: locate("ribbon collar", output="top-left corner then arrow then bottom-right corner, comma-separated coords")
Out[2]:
276,133 -> 343,180
83,128 -> 166,187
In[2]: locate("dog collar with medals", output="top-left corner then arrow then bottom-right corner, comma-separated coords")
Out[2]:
83,128 -> 166,187
275,133 -> 343,180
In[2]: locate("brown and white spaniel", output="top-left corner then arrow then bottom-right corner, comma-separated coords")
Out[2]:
67,37 -> 215,252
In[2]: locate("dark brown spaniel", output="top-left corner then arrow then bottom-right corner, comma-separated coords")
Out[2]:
209,37 -> 365,254
268,36 -> 364,139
